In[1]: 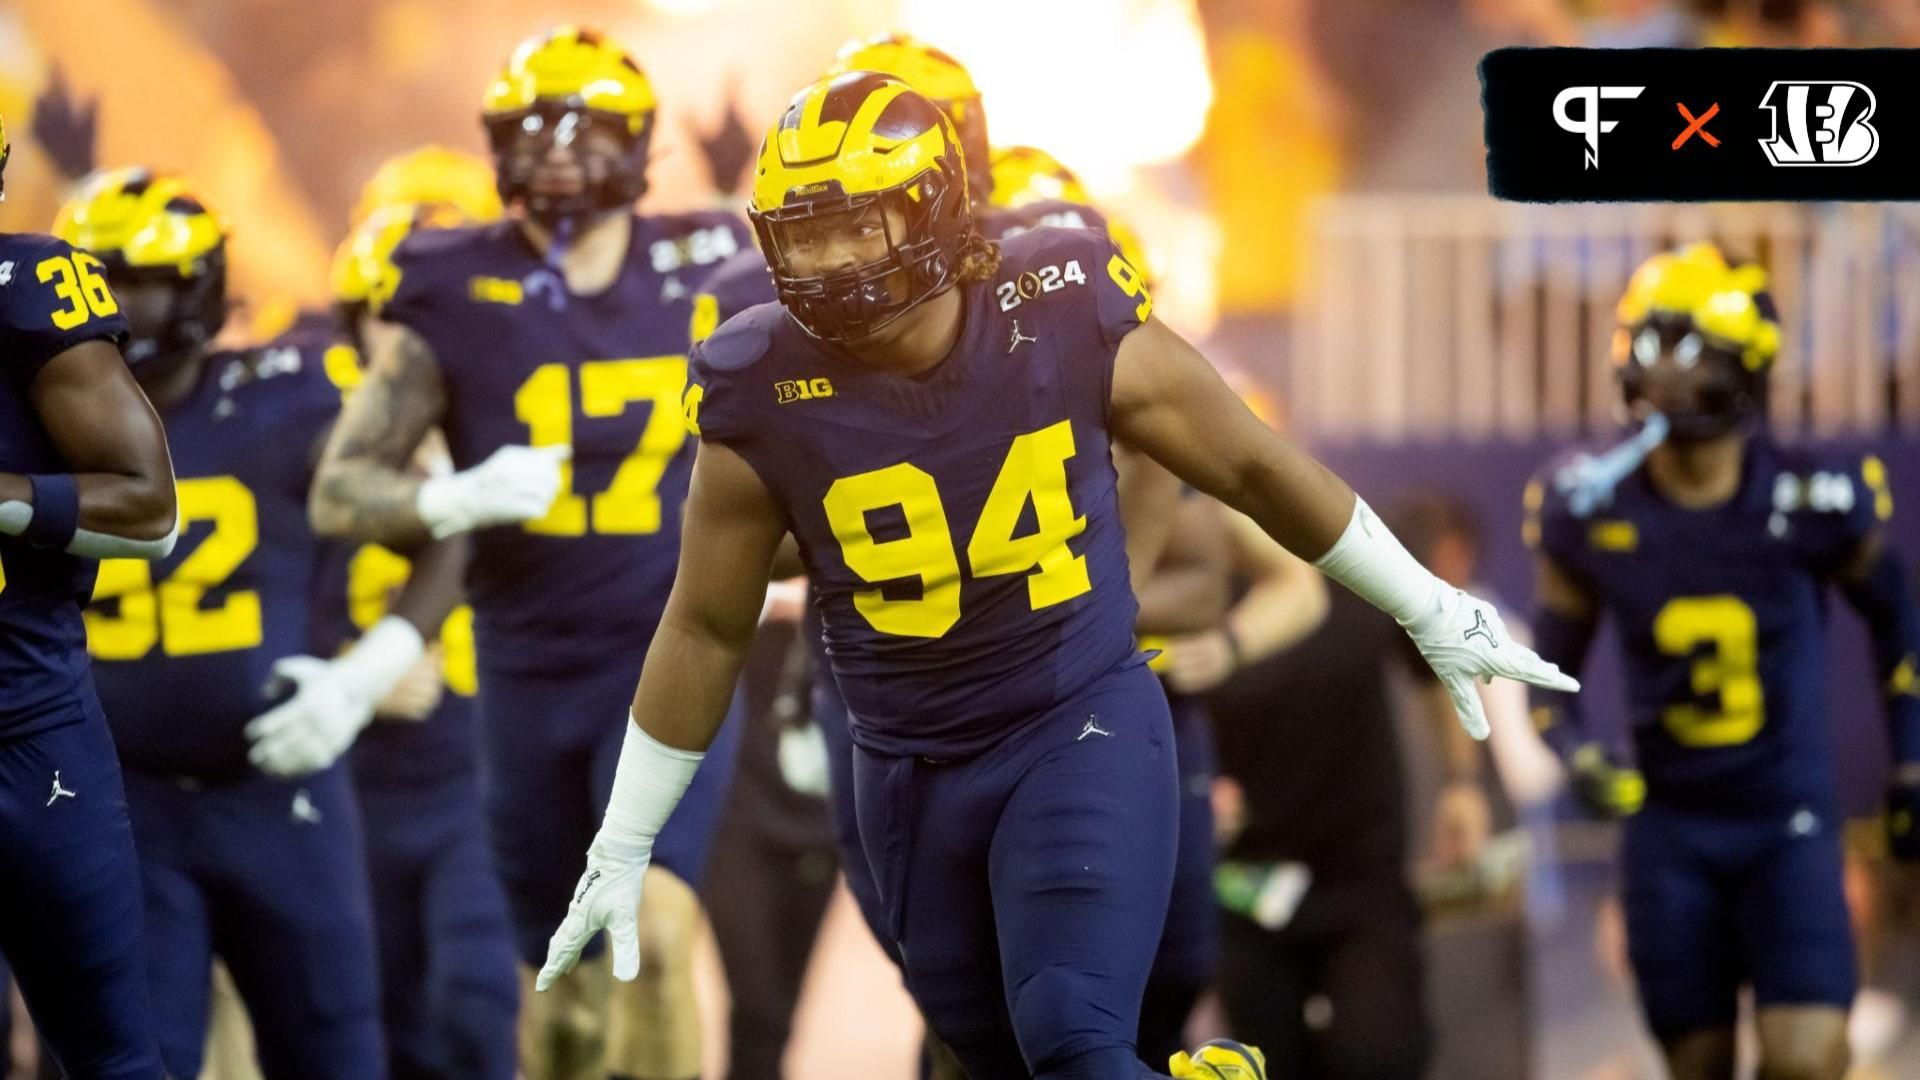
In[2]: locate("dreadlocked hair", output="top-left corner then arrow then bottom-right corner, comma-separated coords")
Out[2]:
956,230 -> 1001,284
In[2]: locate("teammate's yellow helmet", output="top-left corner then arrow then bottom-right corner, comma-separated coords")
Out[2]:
988,145 -> 1091,209
1612,242 -> 1779,439
351,146 -> 502,227
481,25 -> 657,224
829,33 -> 991,202
54,167 -> 228,367
750,72 -> 976,343
330,203 -> 456,312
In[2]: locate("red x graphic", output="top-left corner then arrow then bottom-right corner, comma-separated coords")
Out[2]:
1673,102 -> 1721,149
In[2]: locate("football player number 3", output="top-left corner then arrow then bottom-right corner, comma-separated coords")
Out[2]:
37,252 -> 120,330
514,357 -> 687,536
824,419 -> 1090,639
87,477 -> 262,659
1654,595 -> 1765,748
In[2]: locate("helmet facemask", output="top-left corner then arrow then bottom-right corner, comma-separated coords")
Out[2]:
1613,314 -> 1769,442
754,156 -> 972,343
486,101 -> 650,231
101,253 -> 228,377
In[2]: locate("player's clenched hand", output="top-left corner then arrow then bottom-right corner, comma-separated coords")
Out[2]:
245,656 -> 370,777
415,443 -> 569,538
1886,765 -> 1920,860
536,835 -> 651,991
1570,743 -> 1646,819
1404,590 -> 1579,741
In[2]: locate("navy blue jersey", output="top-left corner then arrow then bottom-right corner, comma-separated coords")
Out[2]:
382,210 -> 750,673
87,342 -> 341,778
689,227 -> 1153,757
692,201 -> 1115,338
1528,436 -> 1889,812
0,233 -> 131,733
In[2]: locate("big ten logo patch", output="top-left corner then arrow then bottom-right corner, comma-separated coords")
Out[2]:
776,378 -> 834,405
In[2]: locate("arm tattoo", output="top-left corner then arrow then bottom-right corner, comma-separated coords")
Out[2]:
310,325 -> 447,546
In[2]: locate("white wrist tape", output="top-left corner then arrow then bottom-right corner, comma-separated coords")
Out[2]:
1310,497 -> 1448,631
598,713 -> 705,858
334,615 -> 426,705
0,500 -> 179,559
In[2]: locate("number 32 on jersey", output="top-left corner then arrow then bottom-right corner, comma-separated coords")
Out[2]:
824,419 -> 1090,639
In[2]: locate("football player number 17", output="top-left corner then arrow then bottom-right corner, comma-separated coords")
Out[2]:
824,419 -> 1091,639
514,357 -> 688,536
1654,594 -> 1765,748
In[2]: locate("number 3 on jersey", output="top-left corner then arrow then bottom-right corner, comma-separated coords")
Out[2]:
513,357 -> 688,536
1654,595 -> 1765,747
824,419 -> 1090,639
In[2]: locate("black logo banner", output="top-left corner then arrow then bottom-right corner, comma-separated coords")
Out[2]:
1482,48 -> 1920,201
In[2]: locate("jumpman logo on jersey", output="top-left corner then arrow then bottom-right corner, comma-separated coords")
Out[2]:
1464,609 -> 1497,648
1078,716 -> 1112,741
1008,320 -> 1038,353
45,771 -> 75,807
290,789 -> 323,826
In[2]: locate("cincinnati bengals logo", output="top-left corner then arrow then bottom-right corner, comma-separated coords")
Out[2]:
1758,81 -> 1878,167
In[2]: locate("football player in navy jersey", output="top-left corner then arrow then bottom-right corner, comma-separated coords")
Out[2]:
1524,243 -> 1920,1080
308,27 -> 751,1079
0,117 -> 175,1080
320,156 -> 520,1080
540,75 -> 1574,1080
58,167 -> 463,1079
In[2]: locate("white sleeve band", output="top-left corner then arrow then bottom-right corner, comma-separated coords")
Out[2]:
333,615 -> 427,705
1,499 -> 180,560
1309,496 -> 1448,631
597,713 -> 706,859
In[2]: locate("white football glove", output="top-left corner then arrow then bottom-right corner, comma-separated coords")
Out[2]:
1313,497 -> 1578,740
416,444 -> 570,538
245,616 -> 425,777
536,716 -> 704,992
536,834 -> 650,991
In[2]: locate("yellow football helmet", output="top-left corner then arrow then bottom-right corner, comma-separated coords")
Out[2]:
829,33 -> 991,202
988,145 -> 1090,209
481,25 -> 657,225
351,146 -> 502,227
1612,242 -> 1780,439
750,73 -> 975,342
54,167 -> 228,367
331,203 -> 465,313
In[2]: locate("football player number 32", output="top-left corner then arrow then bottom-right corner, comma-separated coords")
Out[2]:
87,477 -> 262,659
1654,594 -> 1765,748
824,419 -> 1090,639
514,357 -> 687,536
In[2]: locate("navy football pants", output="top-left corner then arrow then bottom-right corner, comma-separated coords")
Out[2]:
853,662 -> 1180,1079
355,766 -> 519,1079
477,655 -> 742,965
126,761 -> 384,1079
0,704 -> 164,1078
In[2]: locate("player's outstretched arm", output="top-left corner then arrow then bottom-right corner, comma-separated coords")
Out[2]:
1,338 -> 177,559
1530,552 -> 1642,817
538,441 -> 786,990
1107,315 -> 1578,738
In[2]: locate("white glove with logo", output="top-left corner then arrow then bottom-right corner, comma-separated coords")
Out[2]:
416,444 -> 570,538
245,616 -> 426,777
537,716 -> 704,991
1313,498 -> 1578,740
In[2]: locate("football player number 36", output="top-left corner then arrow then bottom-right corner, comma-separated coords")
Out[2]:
1654,595 -> 1765,748
37,252 -> 120,330
514,357 -> 687,536
87,477 -> 261,659
824,419 -> 1090,639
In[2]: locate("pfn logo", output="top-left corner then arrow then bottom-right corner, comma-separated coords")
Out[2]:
1553,86 -> 1645,169
1758,81 -> 1878,167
